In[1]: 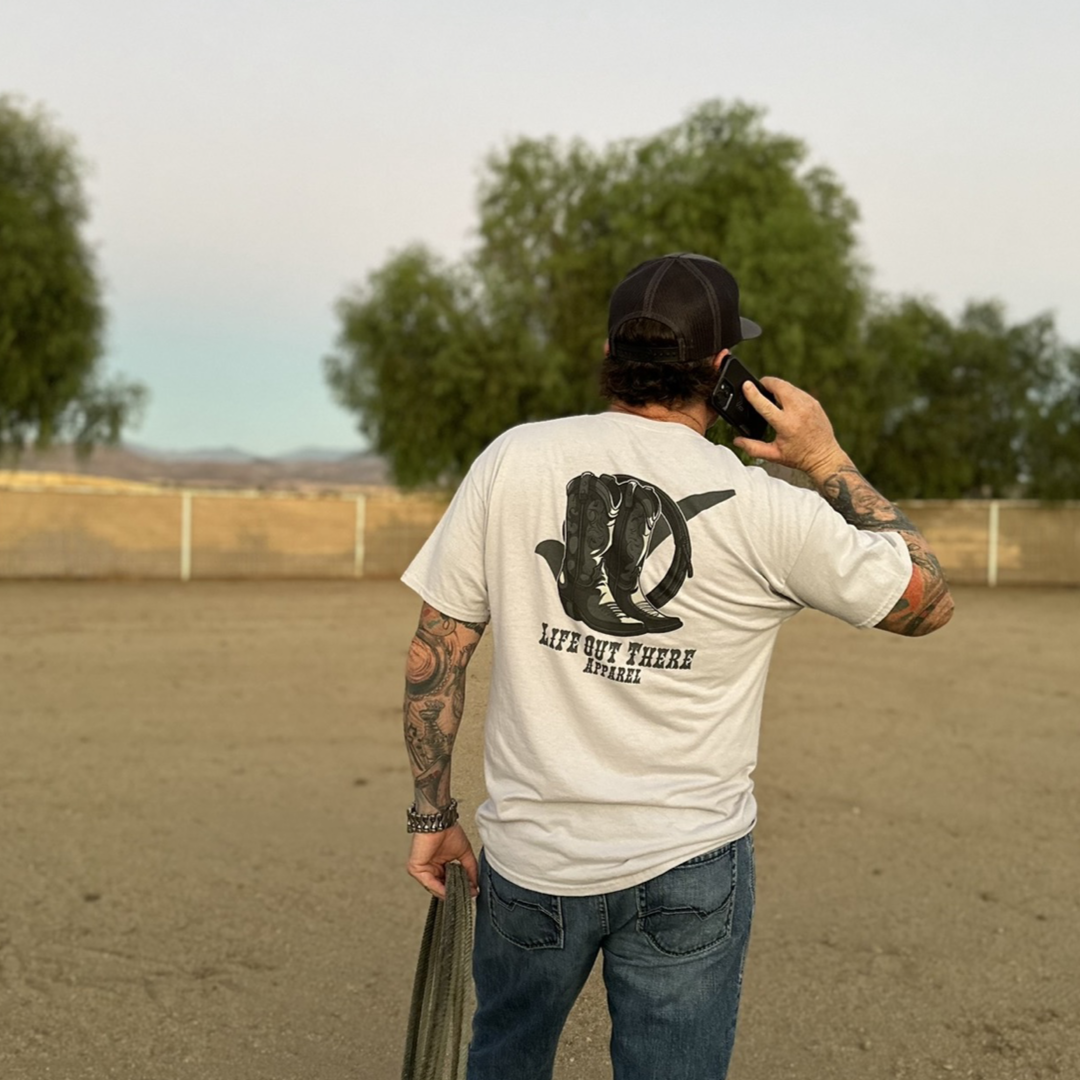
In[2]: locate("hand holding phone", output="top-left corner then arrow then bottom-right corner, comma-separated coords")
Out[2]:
733,376 -> 852,481
710,355 -> 778,441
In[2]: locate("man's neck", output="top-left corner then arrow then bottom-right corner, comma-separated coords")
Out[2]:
608,399 -> 713,437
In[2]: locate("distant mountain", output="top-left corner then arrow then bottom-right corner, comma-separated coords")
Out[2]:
126,443 -> 262,464
275,447 -> 363,463
6,443 -> 390,489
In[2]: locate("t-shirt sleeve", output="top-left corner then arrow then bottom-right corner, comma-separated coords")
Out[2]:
782,500 -> 913,629
400,464 -> 491,624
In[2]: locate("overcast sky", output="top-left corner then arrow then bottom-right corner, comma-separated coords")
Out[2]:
5,0 -> 1079,455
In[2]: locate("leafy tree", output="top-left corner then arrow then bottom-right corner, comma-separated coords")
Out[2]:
862,298 -> 1079,498
1017,325 -> 1080,500
327,99 -> 1080,497
0,95 -> 145,457
327,101 -> 875,485
1029,404 -> 1080,500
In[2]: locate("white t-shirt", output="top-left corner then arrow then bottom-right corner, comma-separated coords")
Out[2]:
402,412 -> 911,895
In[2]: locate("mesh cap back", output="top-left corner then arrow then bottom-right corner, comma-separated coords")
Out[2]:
608,253 -> 761,362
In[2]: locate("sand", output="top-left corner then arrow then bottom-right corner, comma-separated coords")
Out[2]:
0,580 -> 1077,1080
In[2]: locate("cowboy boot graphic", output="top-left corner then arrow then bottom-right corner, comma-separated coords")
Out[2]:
606,477 -> 683,634
557,472 -> 647,636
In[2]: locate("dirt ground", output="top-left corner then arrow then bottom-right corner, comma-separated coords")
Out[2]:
0,580 -> 1077,1080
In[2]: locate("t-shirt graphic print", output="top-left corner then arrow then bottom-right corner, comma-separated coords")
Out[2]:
535,471 -> 735,637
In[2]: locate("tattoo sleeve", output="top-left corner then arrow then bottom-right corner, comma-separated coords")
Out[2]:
818,465 -> 954,637
403,603 -> 488,813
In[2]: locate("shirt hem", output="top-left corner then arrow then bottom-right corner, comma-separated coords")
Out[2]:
482,823 -> 757,897
852,538 -> 913,629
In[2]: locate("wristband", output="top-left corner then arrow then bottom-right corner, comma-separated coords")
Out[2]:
406,798 -> 459,834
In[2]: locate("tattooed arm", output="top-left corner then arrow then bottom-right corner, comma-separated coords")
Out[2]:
735,378 -> 954,637
403,602 -> 488,898
814,463 -> 953,635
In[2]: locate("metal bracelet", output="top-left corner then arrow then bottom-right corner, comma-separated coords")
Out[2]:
406,798 -> 459,834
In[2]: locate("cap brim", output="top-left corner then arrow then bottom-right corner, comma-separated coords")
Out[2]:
739,316 -> 762,342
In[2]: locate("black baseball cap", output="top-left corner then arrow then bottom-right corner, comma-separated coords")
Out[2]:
608,252 -> 762,362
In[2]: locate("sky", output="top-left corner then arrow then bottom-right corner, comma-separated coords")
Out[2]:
5,0 -> 1079,456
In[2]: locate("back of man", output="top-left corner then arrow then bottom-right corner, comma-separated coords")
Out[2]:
406,408 -> 910,894
400,252 -> 953,1080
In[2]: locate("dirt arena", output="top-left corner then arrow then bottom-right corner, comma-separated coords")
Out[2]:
1,580 -> 1077,1080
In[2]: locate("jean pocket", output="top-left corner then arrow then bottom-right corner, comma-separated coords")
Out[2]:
486,864 -> 564,951
637,842 -> 738,958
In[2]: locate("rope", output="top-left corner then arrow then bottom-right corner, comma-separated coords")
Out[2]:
401,863 -> 475,1080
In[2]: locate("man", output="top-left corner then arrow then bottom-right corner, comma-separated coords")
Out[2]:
399,252 -> 953,1080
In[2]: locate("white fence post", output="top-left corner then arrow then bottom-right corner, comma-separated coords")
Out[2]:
354,494 -> 367,578
987,500 -> 1000,588
180,491 -> 193,582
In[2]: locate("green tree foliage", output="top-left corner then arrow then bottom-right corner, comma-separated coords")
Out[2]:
327,99 -> 1080,496
327,101 -> 874,485
0,96 -> 145,457
862,299 -> 1080,498
1027,342 -> 1080,499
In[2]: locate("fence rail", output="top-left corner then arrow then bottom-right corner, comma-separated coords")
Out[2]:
0,483 -> 448,581
0,482 -> 1077,585
903,499 -> 1080,586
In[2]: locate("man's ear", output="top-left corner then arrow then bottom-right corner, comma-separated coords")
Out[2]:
712,349 -> 729,372
604,339 -> 611,357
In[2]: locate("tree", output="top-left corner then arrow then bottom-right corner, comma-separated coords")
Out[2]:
861,298 -> 1080,498
327,99 -> 1080,497
0,95 -> 145,457
327,101 -> 876,486
1010,321 -> 1080,500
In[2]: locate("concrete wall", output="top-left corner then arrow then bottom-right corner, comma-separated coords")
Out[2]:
0,485 -> 449,581
905,500 -> 1080,586
1,483 -> 1077,585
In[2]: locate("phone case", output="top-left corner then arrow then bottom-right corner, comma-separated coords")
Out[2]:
711,355 -> 776,441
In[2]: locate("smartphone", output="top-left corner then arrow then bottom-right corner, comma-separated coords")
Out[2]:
710,355 -> 777,441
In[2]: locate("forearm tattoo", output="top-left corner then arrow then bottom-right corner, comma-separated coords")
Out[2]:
820,466 -> 952,636
403,605 -> 487,812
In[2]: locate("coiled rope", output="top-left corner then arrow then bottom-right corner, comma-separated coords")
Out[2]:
401,862 -> 475,1080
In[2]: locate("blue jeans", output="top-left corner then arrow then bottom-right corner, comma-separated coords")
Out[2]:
467,834 -> 755,1080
